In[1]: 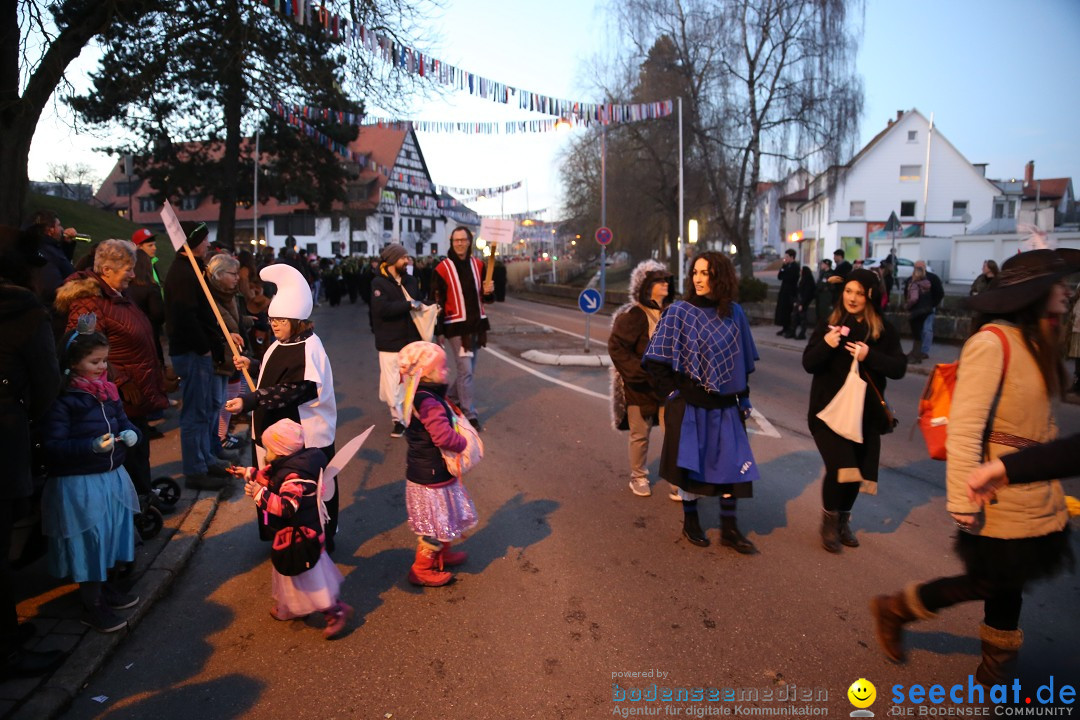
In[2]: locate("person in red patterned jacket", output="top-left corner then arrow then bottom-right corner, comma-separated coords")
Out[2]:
430,226 -> 494,430
55,239 -> 167,503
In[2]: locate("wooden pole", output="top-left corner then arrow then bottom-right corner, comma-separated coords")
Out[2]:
180,244 -> 256,390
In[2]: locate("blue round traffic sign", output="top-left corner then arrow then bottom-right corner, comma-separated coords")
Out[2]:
595,226 -> 613,246
578,288 -> 603,315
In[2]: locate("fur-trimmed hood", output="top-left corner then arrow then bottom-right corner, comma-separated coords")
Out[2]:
626,259 -> 674,307
54,271 -> 110,314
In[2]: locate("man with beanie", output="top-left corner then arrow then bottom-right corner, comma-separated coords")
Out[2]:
164,222 -> 229,489
430,226 -> 494,430
371,243 -> 423,437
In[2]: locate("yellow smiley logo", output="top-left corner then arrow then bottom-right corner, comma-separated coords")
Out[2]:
848,678 -> 876,709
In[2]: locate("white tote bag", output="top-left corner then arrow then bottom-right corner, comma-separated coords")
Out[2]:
816,356 -> 866,444
402,286 -> 438,342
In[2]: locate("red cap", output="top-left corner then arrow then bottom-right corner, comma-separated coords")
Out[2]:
132,228 -> 156,245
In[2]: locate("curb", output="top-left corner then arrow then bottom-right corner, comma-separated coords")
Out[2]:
10,491 -> 223,720
521,349 -> 612,367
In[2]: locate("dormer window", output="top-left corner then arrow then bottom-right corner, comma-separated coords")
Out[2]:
907,131 -> 917,142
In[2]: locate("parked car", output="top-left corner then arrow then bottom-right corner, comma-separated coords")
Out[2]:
863,257 -> 930,279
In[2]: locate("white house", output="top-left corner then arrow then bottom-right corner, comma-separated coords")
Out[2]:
751,169 -> 811,255
795,109 -> 1001,277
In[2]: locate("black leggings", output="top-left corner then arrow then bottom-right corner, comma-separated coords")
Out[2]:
918,575 -> 1023,631
821,469 -> 860,512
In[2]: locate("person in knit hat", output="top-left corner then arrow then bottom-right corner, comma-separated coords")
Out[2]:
370,243 -> 424,438
397,341 -> 478,587
803,267 -> 906,553
230,419 -> 352,638
226,262 -> 339,551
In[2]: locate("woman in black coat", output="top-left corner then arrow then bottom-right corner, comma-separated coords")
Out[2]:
802,269 -> 906,553
790,265 -> 816,340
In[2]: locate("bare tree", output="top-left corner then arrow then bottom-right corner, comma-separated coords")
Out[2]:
615,0 -> 863,276
47,161 -> 96,201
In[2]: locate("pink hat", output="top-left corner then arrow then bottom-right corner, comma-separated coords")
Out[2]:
262,419 -> 304,456
398,341 -> 446,381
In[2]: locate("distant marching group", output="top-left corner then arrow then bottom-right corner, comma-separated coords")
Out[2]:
2,212 -> 1078,686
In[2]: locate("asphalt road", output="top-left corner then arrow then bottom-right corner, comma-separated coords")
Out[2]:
63,297 -> 1080,720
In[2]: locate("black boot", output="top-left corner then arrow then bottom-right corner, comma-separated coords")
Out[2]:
837,511 -> 859,547
870,583 -> 936,663
719,508 -> 756,554
975,625 -> 1023,686
820,510 -> 842,553
681,502 -> 709,547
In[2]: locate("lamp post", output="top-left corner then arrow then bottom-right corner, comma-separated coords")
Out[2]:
677,97 -> 684,294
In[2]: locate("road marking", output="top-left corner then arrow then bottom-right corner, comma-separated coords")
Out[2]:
507,314 -> 608,346
483,346 -> 610,400
486,345 -> 783,439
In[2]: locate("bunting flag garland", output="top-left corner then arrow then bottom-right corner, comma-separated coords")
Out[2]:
258,1 -> 675,127
441,181 -> 522,198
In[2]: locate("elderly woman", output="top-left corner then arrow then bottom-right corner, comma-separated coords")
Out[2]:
206,253 -> 248,453
55,239 -> 167,502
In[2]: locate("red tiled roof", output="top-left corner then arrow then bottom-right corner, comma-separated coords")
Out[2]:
1022,178 -> 1070,200
780,187 -> 808,203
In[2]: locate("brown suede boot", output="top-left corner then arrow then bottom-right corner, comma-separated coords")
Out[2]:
870,583 -> 937,662
975,625 -> 1023,686
407,538 -> 453,587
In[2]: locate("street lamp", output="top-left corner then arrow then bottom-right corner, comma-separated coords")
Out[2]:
688,219 -> 698,245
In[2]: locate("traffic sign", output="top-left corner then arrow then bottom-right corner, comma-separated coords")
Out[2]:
578,288 -> 602,314
595,226 -> 613,246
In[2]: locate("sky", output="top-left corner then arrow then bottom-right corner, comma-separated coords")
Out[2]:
26,0 -> 1080,219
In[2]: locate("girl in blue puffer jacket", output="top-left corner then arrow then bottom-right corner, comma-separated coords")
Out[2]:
40,315 -> 141,633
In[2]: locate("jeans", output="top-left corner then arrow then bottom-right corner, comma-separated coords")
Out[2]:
209,374 -> 228,456
445,334 -> 479,417
172,353 -> 215,476
921,309 -> 936,355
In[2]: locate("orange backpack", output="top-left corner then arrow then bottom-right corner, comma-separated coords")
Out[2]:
917,326 -> 1009,461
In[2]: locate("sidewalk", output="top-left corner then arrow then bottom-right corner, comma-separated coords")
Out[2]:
1,413 -> 229,720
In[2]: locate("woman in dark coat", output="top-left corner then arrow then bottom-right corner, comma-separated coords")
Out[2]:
608,260 -> 674,499
0,226 -> 63,677
774,249 -> 799,335
790,265 -> 816,340
54,239 -> 167,500
802,269 -> 906,553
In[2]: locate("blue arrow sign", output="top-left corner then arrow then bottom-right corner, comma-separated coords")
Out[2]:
578,288 -> 602,315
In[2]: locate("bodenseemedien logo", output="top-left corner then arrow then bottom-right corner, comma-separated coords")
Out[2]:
849,678 -> 877,717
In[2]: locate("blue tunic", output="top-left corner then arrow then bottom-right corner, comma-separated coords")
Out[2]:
644,301 -> 760,491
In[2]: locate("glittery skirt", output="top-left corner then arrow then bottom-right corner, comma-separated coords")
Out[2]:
405,479 -> 478,542
271,551 -> 343,618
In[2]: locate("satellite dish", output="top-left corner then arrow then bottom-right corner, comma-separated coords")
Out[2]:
962,212 -> 972,225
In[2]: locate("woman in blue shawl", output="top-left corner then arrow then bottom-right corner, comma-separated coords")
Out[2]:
644,252 -> 760,554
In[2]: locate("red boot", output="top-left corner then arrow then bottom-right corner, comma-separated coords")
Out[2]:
408,538 -> 453,587
439,541 -> 467,567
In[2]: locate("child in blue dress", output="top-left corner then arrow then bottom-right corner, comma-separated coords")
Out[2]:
41,315 -> 141,633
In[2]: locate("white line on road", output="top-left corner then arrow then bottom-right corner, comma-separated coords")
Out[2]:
483,346 -> 610,400
508,314 -> 608,346
485,345 -> 782,438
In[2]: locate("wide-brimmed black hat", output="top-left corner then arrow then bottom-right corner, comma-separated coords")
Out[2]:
965,248 -> 1080,314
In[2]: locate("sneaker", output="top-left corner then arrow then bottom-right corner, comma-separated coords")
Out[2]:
102,587 -> 139,610
220,433 -> 244,450
323,601 -> 354,639
629,477 -> 651,497
81,605 -> 127,633
185,473 -> 226,491
390,421 -> 406,438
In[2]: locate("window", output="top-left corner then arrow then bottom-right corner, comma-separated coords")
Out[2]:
430,218 -> 436,232
331,215 -> 340,232
138,196 -> 158,212
356,215 -> 367,231
907,131 -> 917,142
899,165 -> 921,181
430,242 -> 438,255
900,201 -> 916,218
285,194 -> 300,206
180,195 -> 200,211
115,181 -> 137,196
306,243 -> 317,255
993,200 -> 1016,219
383,216 -> 393,231
849,201 -> 865,217
952,201 -> 969,218
351,241 -> 368,254
415,241 -> 424,255
275,214 -> 316,236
